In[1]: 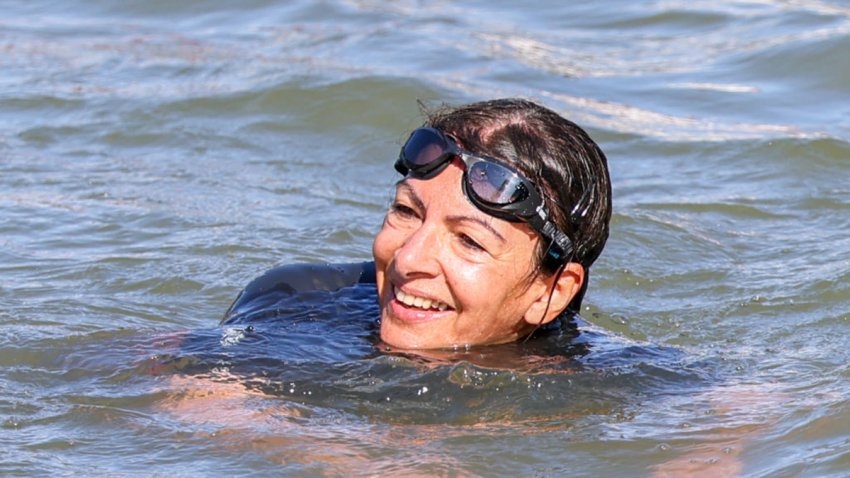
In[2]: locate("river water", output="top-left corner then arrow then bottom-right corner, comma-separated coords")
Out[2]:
2,1 -> 849,476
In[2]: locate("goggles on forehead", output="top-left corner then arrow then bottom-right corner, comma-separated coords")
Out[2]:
394,127 -> 573,265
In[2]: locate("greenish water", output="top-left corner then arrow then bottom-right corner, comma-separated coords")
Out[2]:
2,1 -> 850,476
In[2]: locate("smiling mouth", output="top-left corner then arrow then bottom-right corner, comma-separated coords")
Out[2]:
394,287 -> 450,311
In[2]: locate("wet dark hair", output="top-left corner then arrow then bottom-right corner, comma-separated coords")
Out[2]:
426,98 -> 612,312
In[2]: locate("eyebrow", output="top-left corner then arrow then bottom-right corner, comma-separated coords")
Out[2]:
396,181 -> 507,244
396,181 -> 426,211
446,215 -> 507,244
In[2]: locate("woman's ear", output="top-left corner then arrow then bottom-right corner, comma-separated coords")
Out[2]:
523,262 -> 584,326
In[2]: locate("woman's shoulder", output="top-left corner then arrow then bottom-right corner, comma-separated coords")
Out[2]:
221,261 -> 376,324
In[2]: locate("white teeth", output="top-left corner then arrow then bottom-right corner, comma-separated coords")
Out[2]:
394,287 -> 449,311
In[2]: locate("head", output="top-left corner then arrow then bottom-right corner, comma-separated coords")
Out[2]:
373,98 -> 611,349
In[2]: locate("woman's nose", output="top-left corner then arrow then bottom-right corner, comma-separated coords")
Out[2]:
393,222 -> 442,278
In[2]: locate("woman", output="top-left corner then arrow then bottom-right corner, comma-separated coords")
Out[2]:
224,98 -> 611,352
160,98 -> 621,444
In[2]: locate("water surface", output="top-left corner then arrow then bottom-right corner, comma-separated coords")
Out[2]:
2,1 -> 850,476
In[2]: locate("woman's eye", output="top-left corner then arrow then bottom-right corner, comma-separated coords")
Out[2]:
459,233 -> 485,252
390,203 -> 418,219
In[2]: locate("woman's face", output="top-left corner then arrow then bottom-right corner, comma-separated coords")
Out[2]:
373,160 -> 553,349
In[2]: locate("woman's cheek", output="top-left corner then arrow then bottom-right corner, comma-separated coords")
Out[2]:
445,258 -> 489,302
372,223 -> 395,265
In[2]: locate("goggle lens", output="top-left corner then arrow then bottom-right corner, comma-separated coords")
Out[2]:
402,129 -> 450,167
467,161 -> 529,206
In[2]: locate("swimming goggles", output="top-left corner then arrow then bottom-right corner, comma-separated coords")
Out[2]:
394,127 -> 573,264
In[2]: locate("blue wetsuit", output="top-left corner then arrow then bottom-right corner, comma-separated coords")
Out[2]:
222,262 -> 376,325
162,262 -> 700,423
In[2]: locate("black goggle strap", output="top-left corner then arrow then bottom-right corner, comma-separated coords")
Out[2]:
544,175 -> 598,264
528,204 -> 572,264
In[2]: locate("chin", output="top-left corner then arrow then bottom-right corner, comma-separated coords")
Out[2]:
379,322 -> 458,350
379,324 -> 430,350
